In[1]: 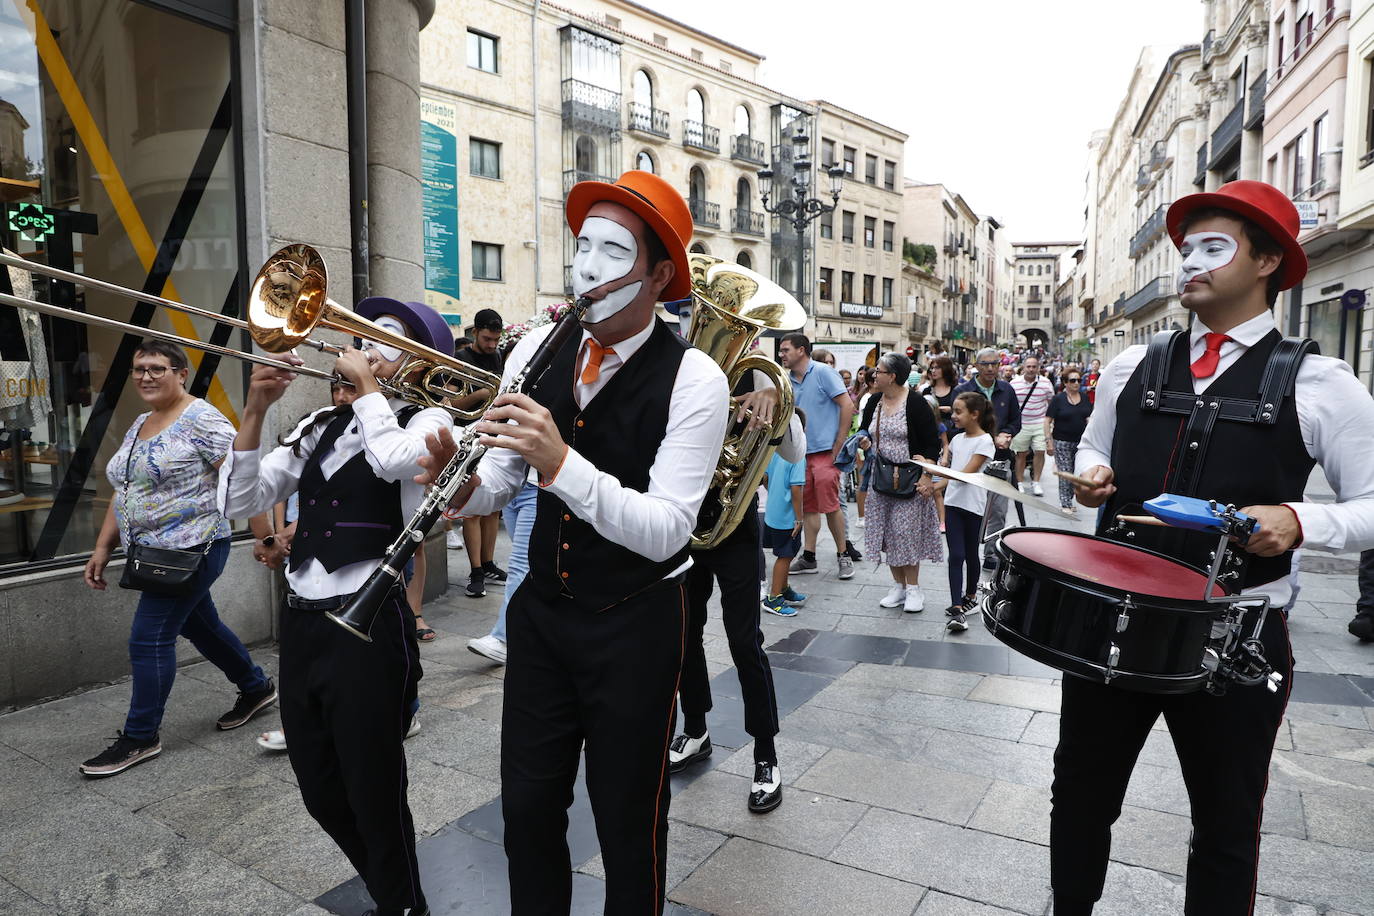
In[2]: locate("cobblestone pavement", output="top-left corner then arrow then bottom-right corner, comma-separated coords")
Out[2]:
2,469 -> 1372,915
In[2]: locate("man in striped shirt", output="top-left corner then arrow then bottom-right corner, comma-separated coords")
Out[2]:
1010,356 -> 1054,496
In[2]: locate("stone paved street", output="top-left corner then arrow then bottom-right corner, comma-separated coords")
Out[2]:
2,470 -> 1373,915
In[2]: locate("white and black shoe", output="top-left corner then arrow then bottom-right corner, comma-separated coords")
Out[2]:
667,732 -> 712,773
748,761 -> 782,813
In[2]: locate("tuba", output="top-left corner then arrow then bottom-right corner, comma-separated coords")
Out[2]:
685,254 -> 807,549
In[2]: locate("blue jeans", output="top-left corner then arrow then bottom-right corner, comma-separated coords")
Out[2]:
124,538 -> 268,739
493,482 -> 538,642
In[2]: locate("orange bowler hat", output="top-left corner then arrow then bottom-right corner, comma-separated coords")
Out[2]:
1166,180 -> 1308,291
565,169 -> 694,301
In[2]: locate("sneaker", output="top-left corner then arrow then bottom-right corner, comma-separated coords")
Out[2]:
844,540 -> 863,561
790,553 -> 819,575
217,677 -> 278,730
1061,505 -> 1076,516
256,729 -> 288,752
878,583 -> 907,608
445,529 -> 463,550
946,611 -> 969,633
406,716 -> 422,739
0,489 -> 26,506
904,587 -> 926,613
1349,613 -> 1374,643
763,594 -> 798,617
467,634 -> 508,664
945,601 -> 966,618
748,761 -> 782,813
465,569 -> 486,598
780,586 -> 808,607
668,732 -> 712,773
1032,482 -> 1045,497
483,561 -> 507,584
856,516 -> 865,529
836,553 -> 855,580
80,732 -> 161,777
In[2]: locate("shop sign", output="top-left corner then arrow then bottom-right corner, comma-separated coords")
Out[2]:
1294,200 -> 1319,230
420,97 -> 461,311
839,301 -> 882,319
846,325 -> 876,338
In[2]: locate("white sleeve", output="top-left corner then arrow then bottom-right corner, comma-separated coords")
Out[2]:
1287,358 -> 1374,552
217,408 -> 329,520
455,328 -> 545,517
1075,347 -> 1145,475
351,394 -> 454,483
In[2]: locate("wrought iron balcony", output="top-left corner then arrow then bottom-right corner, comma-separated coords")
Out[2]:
683,120 -> 720,154
561,79 -> 621,132
562,168 -> 613,195
730,135 -> 765,165
1123,275 -> 1172,317
1209,98 -> 1244,168
730,208 -> 763,236
689,198 -> 720,228
910,314 -> 930,337
1129,204 -> 1167,259
627,102 -> 669,138
1113,294 -> 1126,315
1027,293 -> 1043,303
1245,71 -> 1266,130
1195,142 -> 1208,186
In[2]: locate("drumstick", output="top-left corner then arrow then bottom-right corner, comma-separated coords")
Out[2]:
1114,514 -> 1169,528
1054,469 -> 1101,489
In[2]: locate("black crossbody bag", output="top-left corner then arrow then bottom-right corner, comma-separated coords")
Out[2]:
870,397 -> 920,499
118,417 -> 212,596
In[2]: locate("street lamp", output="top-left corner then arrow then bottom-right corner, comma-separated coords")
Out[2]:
757,130 -> 844,313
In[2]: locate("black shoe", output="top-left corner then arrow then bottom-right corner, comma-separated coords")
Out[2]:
466,569 -> 486,598
982,556 -> 998,571
361,907 -> 429,916
844,540 -> 863,561
80,731 -> 161,777
946,611 -> 969,633
748,761 -> 782,813
1350,613 -> 1374,642
217,677 -> 277,730
667,732 -> 712,773
483,561 -> 507,584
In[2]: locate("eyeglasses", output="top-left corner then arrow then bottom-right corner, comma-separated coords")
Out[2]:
130,366 -> 173,379
873,368 -> 892,375
1066,377 -> 1081,383
976,361 -> 999,367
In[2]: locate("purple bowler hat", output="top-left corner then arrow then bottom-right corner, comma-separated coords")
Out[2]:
354,297 -> 455,355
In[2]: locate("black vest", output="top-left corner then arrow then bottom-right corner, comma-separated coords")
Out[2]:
526,319 -> 692,610
289,405 -> 419,574
1098,328 -> 1316,588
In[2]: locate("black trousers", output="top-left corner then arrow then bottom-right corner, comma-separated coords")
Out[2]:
279,589 -> 424,912
501,578 -> 687,916
1050,608 -> 1293,915
680,525 -> 780,743
1357,548 -> 1374,615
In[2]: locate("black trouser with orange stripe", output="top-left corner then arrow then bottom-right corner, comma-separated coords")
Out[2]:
501,576 -> 687,915
1049,608 -> 1293,916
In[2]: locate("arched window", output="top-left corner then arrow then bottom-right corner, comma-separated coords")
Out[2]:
687,88 -> 705,124
574,135 -> 596,176
633,69 -> 653,109
688,165 -> 706,203
736,250 -> 753,270
690,242 -> 708,255
734,104 -> 750,138
736,176 -> 751,211
636,150 -> 655,174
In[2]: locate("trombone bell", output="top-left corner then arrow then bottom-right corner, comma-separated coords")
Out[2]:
247,244 -> 331,352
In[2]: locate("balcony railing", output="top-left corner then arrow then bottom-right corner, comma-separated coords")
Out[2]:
1129,204 -> 1167,259
1123,275 -> 1173,317
1209,98 -> 1245,168
683,120 -> 720,153
1195,142 -> 1209,186
1245,71 -> 1266,130
689,197 -> 719,228
1113,294 -> 1126,315
1027,293 -> 1043,303
910,314 -> 930,337
1149,140 -> 1167,170
1136,165 -> 1151,190
730,208 -> 763,236
562,168 -> 613,195
626,102 -> 669,138
561,79 -> 620,132
730,134 -> 766,165
941,319 -> 975,340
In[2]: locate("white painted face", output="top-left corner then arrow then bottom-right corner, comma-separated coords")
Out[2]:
1176,231 -> 1240,296
360,315 -> 409,363
573,216 -> 643,323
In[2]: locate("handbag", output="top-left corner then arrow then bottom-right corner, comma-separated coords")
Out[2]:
870,397 -> 920,499
116,418 -> 210,596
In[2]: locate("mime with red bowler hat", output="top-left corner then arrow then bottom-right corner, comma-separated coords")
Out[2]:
1059,181 -> 1374,915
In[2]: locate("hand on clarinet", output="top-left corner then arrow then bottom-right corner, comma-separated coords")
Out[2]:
415,426 -> 482,508
475,392 -> 568,481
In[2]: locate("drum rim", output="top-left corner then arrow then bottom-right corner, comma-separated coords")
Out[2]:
995,526 -> 1231,611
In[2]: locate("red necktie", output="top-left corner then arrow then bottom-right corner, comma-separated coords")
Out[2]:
1190,332 -> 1232,380
580,339 -> 616,385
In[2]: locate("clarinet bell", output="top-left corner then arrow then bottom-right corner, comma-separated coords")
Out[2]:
325,601 -> 375,642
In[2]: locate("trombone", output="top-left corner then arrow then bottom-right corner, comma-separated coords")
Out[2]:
0,244 -> 502,419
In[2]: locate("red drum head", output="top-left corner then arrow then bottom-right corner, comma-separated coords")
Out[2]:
1001,530 -> 1226,601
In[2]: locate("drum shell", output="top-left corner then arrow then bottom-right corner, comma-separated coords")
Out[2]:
983,529 -> 1225,694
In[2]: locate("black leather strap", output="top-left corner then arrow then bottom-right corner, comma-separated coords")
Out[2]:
1254,337 -> 1318,426
1139,329 -> 1184,412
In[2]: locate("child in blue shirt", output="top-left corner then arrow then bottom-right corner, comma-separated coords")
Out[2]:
762,436 -> 809,617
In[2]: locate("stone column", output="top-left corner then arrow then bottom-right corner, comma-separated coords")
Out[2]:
1239,25 -> 1268,181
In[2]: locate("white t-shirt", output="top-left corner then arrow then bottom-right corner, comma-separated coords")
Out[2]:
945,430 -> 996,515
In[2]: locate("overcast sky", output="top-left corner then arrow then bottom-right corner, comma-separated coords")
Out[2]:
649,0 -> 1203,242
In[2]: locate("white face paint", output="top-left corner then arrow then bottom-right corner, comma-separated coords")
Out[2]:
572,216 -> 644,323
360,315 -> 409,363
1176,231 -> 1240,296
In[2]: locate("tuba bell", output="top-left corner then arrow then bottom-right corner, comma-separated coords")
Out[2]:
685,254 -> 807,550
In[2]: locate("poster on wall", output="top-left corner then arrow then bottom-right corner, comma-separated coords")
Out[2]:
826,342 -> 880,376
420,96 -> 461,315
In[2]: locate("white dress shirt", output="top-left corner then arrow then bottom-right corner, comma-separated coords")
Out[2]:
218,392 -> 453,599
1077,312 -> 1374,605
460,319 -> 730,570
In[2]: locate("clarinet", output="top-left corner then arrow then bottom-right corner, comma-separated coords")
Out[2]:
328,297 -> 592,640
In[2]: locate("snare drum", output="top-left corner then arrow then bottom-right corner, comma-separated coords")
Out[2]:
982,529 -> 1230,694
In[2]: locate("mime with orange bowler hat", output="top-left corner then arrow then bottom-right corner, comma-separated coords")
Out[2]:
1056,180 -> 1374,914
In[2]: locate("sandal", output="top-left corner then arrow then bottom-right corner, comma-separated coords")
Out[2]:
415,627 -> 437,642
256,730 -> 287,752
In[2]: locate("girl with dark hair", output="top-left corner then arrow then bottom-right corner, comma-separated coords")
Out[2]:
935,391 -> 996,632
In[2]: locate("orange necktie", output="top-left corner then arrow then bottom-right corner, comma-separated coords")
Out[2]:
580,339 -> 616,385
1190,332 -> 1232,379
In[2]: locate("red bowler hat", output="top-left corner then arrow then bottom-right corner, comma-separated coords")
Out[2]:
565,169 -> 693,301
1166,180 -> 1308,291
